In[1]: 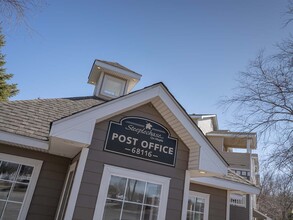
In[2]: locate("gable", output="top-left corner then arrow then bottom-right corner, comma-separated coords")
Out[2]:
49,83 -> 228,176
91,103 -> 189,168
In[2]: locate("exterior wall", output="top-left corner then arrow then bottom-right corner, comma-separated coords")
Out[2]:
221,152 -> 251,170
196,118 -> 214,135
230,195 -> 250,220
72,103 -> 189,220
207,136 -> 224,152
0,143 -> 71,220
189,183 -> 227,220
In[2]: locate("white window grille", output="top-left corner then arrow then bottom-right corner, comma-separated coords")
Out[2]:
0,153 -> 42,219
187,191 -> 210,220
230,193 -> 246,208
93,165 -> 170,220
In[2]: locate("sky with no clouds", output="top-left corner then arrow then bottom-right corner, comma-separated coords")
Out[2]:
1,0 -> 291,133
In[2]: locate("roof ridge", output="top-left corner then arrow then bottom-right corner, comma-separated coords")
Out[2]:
1,96 -> 104,104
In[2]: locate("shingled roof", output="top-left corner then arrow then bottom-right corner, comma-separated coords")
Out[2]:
0,97 -> 105,141
223,169 -> 256,187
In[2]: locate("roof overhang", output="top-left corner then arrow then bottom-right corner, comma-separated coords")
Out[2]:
50,83 -> 228,175
190,176 -> 260,194
253,209 -> 270,219
0,131 -> 49,151
207,131 -> 257,149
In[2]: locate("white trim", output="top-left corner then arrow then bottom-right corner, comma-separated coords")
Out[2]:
158,86 -> 228,172
88,60 -> 141,93
188,191 -> 210,220
226,191 -> 230,220
94,60 -> 142,80
191,177 -> 260,194
50,83 -> 228,176
230,167 -> 250,172
93,165 -> 170,220
181,170 -> 190,220
0,131 -> 49,151
0,153 -> 43,220
63,148 -> 89,220
206,132 -> 256,138
55,161 -> 77,220
249,195 -> 252,220
230,193 -> 246,208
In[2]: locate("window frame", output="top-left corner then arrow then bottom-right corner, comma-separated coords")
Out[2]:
55,161 -> 77,220
93,164 -> 170,220
100,74 -> 127,98
187,191 -> 210,220
0,153 -> 42,220
230,193 -> 247,208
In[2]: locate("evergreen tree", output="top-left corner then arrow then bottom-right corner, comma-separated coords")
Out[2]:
0,29 -> 18,101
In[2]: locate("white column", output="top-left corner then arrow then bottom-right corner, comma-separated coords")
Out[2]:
181,170 -> 191,220
249,194 -> 253,220
226,190 -> 230,220
246,139 -> 252,153
64,148 -> 89,220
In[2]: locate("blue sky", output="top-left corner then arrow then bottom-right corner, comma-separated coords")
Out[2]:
1,0 -> 290,129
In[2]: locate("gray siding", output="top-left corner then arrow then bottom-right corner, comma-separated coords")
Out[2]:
73,103 -> 189,220
189,183 -> 227,220
0,143 -> 70,220
230,195 -> 250,220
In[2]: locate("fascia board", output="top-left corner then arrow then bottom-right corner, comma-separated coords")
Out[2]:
206,132 -> 256,138
94,60 -> 142,80
191,177 -> 260,194
0,131 -> 49,151
50,83 -> 227,175
50,86 -> 161,145
158,87 -> 228,174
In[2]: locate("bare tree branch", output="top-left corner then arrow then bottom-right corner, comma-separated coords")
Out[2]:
257,168 -> 293,219
219,47 -> 293,175
0,0 -> 45,29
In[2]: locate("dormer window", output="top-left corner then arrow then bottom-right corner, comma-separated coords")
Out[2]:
100,74 -> 126,98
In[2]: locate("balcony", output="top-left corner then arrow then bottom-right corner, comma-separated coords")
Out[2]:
221,151 -> 251,170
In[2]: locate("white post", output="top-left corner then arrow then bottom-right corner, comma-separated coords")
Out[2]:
63,148 -> 89,220
181,170 -> 190,220
246,139 -> 252,154
226,191 -> 230,220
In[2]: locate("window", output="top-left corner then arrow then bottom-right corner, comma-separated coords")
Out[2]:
100,74 -> 126,98
187,191 -> 210,220
93,165 -> 170,220
0,153 -> 42,219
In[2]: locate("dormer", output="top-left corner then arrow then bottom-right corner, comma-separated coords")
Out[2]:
88,59 -> 142,99
190,114 -> 219,134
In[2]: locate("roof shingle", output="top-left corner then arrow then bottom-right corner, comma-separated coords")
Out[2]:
0,96 -> 105,141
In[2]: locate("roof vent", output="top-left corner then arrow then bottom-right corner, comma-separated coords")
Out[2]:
88,60 -> 142,99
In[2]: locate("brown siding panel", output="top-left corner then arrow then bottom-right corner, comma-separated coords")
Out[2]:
230,195 -> 250,220
73,104 -> 190,220
0,143 -> 70,220
190,183 -> 227,220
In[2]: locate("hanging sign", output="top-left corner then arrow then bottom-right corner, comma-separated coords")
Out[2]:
104,117 -> 178,166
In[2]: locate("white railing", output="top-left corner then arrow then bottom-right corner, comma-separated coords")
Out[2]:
230,193 -> 246,208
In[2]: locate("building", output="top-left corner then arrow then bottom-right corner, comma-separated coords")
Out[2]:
190,114 -> 268,220
0,60 -> 269,220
